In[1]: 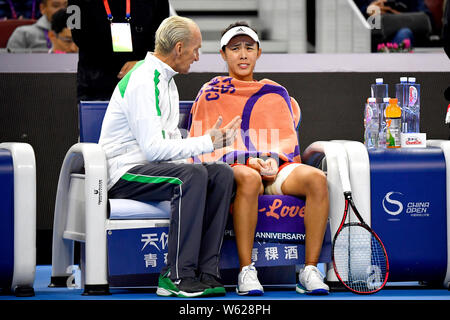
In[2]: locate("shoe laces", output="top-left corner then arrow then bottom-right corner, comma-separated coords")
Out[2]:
303,265 -> 324,283
175,277 -> 195,285
241,263 -> 258,281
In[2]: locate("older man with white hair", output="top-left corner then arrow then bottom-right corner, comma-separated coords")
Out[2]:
98,16 -> 241,298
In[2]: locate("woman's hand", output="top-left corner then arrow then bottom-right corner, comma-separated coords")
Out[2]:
248,157 -> 267,173
260,158 -> 278,182
367,0 -> 400,16
248,157 -> 278,182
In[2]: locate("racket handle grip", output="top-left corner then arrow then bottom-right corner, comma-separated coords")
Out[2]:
337,151 -> 352,193
343,191 -> 352,200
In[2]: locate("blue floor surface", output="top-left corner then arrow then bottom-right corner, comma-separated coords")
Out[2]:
1,265 -> 450,301
1,265 -> 449,317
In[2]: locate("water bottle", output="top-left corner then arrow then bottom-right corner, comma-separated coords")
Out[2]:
405,77 -> 420,133
378,97 -> 390,148
395,77 -> 408,132
364,97 -> 379,149
371,78 -> 389,103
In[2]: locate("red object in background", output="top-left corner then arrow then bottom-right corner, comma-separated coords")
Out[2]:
0,19 -> 36,48
446,104 -> 450,124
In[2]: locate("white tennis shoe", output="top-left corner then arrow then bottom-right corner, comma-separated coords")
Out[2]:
236,263 -> 264,296
296,265 -> 329,295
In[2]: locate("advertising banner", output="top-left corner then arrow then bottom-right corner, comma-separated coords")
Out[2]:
369,148 -> 447,282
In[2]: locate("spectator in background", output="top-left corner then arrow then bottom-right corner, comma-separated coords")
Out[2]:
48,8 -> 77,53
424,0 -> 445,35
0,0 -> 41,20
356,0 -> 431,17
69,0 -> 170,101
6,0 -> 67,51
442,0 -> 450,132
354,0 -> 435,46
443,0 -> 449,58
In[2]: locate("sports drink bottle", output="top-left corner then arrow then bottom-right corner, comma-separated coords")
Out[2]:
386,98 -> 402,148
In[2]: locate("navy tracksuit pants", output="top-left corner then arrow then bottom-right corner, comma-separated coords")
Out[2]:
108,162 -> 234,280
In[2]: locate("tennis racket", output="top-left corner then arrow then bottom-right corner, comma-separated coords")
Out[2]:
332,152 -> 389,294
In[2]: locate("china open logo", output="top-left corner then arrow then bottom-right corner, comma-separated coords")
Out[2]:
382,192 -> 431,218
382,192 -> 404,216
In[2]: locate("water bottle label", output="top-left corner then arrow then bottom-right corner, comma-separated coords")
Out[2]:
409,86 -> 418,106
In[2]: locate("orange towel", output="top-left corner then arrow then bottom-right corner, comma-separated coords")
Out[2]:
189,76 -> 301,164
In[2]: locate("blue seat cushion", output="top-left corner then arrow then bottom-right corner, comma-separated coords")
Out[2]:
108,199 -> 170,220
107,195 -> 306,225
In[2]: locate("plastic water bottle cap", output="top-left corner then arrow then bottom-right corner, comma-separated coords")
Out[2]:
368,97 -> 376,103
400,77 -> 407,82
383,97 -> 390,102
376,78 -> 383,84
389,98 -> 398,104
408,77 -> 416,83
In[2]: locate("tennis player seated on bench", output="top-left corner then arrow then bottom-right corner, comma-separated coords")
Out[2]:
188,21 -> 329,295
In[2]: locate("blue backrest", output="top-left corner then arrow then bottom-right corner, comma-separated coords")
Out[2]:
79,101 -> 194,143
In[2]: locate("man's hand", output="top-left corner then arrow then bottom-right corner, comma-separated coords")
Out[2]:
208,116 -> 241,149
117,61 -> 138,79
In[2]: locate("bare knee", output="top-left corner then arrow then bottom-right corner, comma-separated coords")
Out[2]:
288,166 -> 328,200
305,168 -> 328,200
233,166 -> 263,197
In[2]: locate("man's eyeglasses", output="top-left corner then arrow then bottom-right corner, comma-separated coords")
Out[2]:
56,34 -> 74,43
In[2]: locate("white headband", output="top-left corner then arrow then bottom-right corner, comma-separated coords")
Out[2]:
220,26 -> 260,48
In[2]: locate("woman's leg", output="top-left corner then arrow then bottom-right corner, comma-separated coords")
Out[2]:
280,165 -> 329,266
232,165 -> 264,269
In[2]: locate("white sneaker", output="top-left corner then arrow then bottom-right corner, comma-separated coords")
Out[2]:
236,263 -> 264,296
296,265 -> 329,295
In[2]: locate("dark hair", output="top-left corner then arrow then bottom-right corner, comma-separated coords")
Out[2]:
51,8 -> 70,34
221,21 -> 259,50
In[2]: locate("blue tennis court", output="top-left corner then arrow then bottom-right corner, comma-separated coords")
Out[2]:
2,265 -> 449,301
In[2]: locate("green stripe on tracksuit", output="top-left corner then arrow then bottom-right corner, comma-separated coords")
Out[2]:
118,60 -> 145,98
121,173 -> 182,185
108,161 -> 234,280
118,65 -> 165,139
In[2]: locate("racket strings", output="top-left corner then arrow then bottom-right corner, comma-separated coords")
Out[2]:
334,225 -> 387,293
